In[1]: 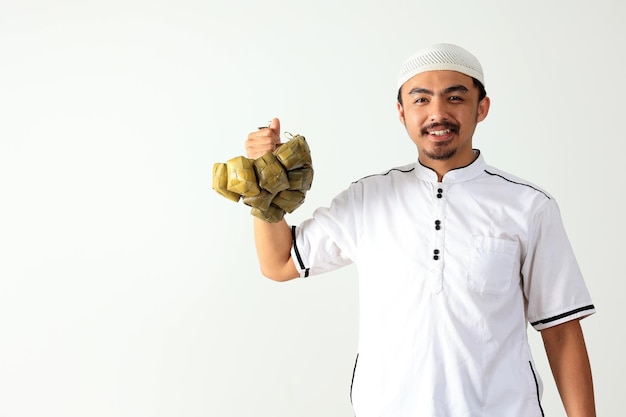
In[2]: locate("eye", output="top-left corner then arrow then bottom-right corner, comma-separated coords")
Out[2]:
413,97 -> 428,104
448,96 -> 463,102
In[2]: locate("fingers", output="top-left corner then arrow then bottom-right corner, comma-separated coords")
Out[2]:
245,117 -> 282,159
269,117 -> 280,138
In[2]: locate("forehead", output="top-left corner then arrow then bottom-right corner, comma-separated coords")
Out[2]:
403,70 -> 475,93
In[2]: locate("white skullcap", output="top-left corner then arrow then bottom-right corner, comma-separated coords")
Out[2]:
397,43 -> 484,90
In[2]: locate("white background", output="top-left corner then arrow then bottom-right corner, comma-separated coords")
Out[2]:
0,1 -> 623,416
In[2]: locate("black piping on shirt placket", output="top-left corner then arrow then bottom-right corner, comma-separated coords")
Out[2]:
291,225 -> 310,277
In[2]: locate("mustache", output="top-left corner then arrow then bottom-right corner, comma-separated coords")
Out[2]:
421,122 -> 459,135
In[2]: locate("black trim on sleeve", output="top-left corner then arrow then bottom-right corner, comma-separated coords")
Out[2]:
291,225 -> 309,277
531,304 -> 595,327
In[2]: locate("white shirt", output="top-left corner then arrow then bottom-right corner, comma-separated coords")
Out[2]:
290,152 -> 595,417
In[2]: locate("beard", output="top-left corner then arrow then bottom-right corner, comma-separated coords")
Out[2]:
419,122 -> 460,160
422,140 -> 457,160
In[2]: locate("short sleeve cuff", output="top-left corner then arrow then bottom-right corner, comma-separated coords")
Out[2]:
530,304 -> 596,331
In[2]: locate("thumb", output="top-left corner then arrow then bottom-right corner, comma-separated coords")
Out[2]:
269,117 -> 281,139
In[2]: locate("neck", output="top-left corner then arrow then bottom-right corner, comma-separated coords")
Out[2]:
419,149 -> 479,181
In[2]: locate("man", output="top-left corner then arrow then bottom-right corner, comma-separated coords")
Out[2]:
243,44 -> 596,416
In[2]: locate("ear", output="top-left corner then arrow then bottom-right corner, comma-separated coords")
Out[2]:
476,96 -> 490,122
397,101 -> 405,125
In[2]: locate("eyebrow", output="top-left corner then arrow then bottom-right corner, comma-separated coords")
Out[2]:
407,84 -> 470,96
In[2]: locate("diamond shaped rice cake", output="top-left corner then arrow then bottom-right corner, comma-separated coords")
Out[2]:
254,152 -> 289,194
274,135 -> 311,171
226,156 -> 260,197
212,163 -> 241,202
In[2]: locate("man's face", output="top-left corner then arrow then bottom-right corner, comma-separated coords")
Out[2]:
397,70 -> 489,169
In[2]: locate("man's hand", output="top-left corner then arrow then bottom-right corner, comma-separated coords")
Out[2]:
213,117 -> 312,223
245,117 -> 299,281
245,117 -> 281,159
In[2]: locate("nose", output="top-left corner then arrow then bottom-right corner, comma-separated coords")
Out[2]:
429,98 -> 449,122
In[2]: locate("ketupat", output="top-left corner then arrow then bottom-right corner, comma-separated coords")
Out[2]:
212,133 -> 313,223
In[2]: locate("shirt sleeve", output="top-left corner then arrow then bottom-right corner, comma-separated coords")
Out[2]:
523,198 -> 595,331
290,184 -> 361,278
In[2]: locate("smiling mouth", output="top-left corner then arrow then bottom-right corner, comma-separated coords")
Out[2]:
421,123 -> 458,137
430,129 -> 451,136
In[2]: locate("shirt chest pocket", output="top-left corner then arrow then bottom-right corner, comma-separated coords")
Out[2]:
467,236 -> 519,295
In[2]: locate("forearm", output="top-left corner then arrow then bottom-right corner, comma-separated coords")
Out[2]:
542,320 -> 596,417
253,217 -> 299,281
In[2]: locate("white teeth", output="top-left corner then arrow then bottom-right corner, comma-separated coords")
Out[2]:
430,129 -> 450,136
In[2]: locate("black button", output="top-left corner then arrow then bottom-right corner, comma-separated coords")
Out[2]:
435,220 -> 441,225
433,255 -> 439,260
436,193 -> 443,198
435,226 -> 441,230
434,249 -> 440,254
437,188 -> 443,193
